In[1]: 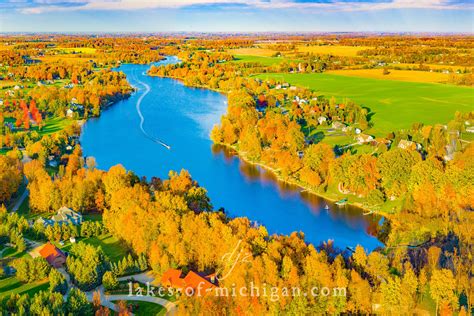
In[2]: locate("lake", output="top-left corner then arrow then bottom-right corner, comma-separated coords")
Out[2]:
80,57 -> 383,251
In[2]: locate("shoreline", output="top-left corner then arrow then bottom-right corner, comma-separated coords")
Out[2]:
148,70 -> 387,219
215,142 -> 386,217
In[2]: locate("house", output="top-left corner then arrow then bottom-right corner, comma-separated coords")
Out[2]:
398,139 -> 417,150
49,160 -> 58,167
355,133 -> 374,144
69,237 -> 76,243
161,269 -> 217,293
466,126 -> 474,133
52,207 -> 83,225
66,109 -> 74,117
35,217 -> 55,227
39,242 -> 67,268
183,271 -> 217,292
444,144 -> 455,162
35,206 -> 82,227
355,128 -> 362,134
317,116 -> 327,125
161,269 -> 186,289
332,121 -> 345,130
374,138 -> 391,147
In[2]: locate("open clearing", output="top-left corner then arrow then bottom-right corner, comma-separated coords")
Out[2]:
256,72 -> 474,136
326,69 -> 451,84
60,234 -> 129,263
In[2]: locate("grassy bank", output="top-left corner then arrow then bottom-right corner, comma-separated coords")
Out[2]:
256,72 -> 474,136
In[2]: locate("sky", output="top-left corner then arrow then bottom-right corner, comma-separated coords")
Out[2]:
0,0 -> 473,33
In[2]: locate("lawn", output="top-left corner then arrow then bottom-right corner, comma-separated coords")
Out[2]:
37,117 -> 73,136
257,73 -> 474,136
6,116 -> 73,137
0,276 -> 49,300
326,69 -> 451,84
61,234 -> 129,263
111,300 -> 166,316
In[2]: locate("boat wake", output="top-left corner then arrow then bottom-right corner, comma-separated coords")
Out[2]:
131,70 -> 171,150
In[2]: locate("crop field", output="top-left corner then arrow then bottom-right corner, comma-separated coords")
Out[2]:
294,45 -> 371,57
227,47 -> 276,57
395,63 -> 471,71
53,47 -> 97,54
256,72 -> 474,136
232,55 -> 296,66
326,69 -> 451,84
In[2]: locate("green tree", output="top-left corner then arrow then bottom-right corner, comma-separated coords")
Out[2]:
49,269 -> 68,295
66,288 -> 93,315
102,271 -> 118,290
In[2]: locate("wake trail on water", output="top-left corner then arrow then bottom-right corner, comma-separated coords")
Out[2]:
131,70 -> 171,150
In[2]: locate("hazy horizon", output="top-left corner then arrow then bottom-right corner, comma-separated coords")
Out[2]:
1,0 -> 473,33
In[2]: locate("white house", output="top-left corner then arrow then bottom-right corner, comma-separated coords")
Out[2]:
332,121 -> 345,130
355,133 -> 374,144
317,116 -> 327,125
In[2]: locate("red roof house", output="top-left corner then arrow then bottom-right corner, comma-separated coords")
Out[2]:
161,269 -> 217,294
183,271 -> 217,292
39,242 -> 66,268
161,269 -> 186,289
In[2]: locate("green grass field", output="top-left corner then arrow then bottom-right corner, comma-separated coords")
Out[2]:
232,55 -> 298,66
111,300 -> 166,316
60,234 -> 129,263
257,73 -> 474,136
0,277 -> 49,300
37,117 -> 73,136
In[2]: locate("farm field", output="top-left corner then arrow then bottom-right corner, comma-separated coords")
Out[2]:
256,72 -> 474,136
227,47 -> 276,57
232,54 -> 296,66
294,45 -> 371,57
326,68 -> 451,84
53,47 -> 97,54
395,62 -> 472,71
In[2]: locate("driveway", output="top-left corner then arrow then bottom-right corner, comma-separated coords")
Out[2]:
26,238 -> 44,258
87,272 -> 177,315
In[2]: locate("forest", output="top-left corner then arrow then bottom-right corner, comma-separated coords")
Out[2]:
0,34 -> 472,315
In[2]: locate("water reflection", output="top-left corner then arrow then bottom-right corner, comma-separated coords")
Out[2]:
212,145 -> 382,240
81,61 -> 383,251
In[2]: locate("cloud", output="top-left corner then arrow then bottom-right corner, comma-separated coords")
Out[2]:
2,0 -> 472,14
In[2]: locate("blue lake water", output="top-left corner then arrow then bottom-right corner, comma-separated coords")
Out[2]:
80,57 -> 383,251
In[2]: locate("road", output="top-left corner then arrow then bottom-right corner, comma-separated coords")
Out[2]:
84,272 -> 177,315
11,185 -> 28,212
